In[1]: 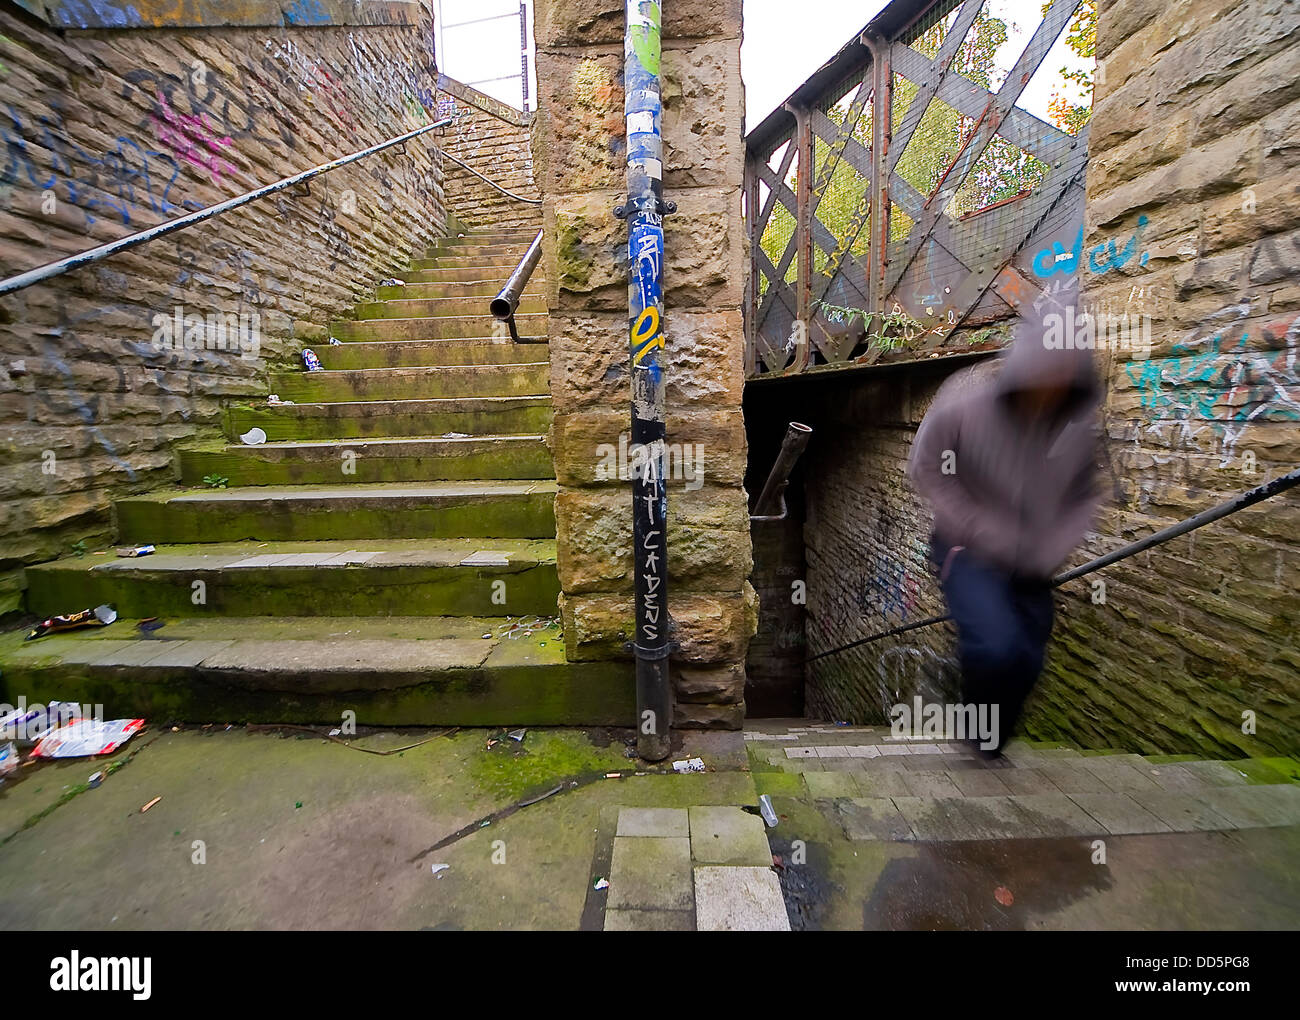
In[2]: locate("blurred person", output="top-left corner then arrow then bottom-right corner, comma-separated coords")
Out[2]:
907,311 -> 1102,756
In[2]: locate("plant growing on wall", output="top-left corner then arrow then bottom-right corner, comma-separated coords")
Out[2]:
813,299 -> 926,353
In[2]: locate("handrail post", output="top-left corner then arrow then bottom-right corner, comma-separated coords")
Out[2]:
490,228 -> 544,341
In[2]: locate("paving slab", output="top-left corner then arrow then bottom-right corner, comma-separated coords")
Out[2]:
901,771 -> 963,798
1088,762 -> 1163,794
688,806 -> 773,866
1008,794 -> 1109,836
1128,791 -> 1234,832
1179,760 -> 1250,786
996,768 -> 1062,795
1197,785 -> 1300,828
607,836 -> 692,911
852,769 -> 912,798
603,909 -> 694,931
1066,793 -> 1173,835
1144,764 -> 1208,793
1037,763 -> 1114,795
693,866 -> 790,931
837,797 -> 916,841
947,768 -> 1013,797
803,771 -> 861,799
616,807 -> 689,838
891,797 -> 1000,841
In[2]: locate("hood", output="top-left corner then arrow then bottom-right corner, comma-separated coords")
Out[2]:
994,305 -> 1100,417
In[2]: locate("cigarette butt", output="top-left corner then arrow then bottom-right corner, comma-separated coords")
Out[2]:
140,796 -> 162,812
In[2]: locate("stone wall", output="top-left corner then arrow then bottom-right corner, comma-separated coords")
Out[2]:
435,75 -> 540,231
793,0 -> 1300,758
0,1 -> 447,614
1037,0 -> 1300,757
533,0 -> 755,728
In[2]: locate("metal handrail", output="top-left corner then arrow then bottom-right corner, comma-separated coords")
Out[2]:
442,150 -> 542,205
0,118 -> 452,297
808,465 -> 1300,661
490,228 -> 544,342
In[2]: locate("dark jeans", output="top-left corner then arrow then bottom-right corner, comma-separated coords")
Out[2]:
930,537 -> 1054,752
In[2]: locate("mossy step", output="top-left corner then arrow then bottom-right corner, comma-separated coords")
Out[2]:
181,433 -> 553,485
400,267 -> 530,285
315,339 -> 549,370
410,255 -> 532,271
269,363 -> 549,403
375,280 -> 546,301
224,395 -> 553,441
425,242 -> 535,259
353,295 -> 547,320
116,480 -> 559,543
329,312 -> 546,341
24,538 -> 561,619
0,616 -> 634,727
442,231 -> 540,246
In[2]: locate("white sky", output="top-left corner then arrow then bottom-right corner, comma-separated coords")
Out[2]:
434,0 -> 1092,133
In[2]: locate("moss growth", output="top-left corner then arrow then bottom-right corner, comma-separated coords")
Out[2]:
467,729 -> 626,802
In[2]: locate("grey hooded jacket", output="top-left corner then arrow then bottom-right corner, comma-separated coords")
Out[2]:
906,318 -> 1103,579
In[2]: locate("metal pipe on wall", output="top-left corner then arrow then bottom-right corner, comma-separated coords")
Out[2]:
623,0 -> 671,762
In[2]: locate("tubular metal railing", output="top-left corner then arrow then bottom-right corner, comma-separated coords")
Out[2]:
808,466 -> 1300,661
490,228 -> 544,342
0,118 -> 453,297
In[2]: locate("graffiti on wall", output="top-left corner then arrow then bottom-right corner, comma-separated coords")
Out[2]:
1123,297 -> 1300,464
1031,216 -> 1151,280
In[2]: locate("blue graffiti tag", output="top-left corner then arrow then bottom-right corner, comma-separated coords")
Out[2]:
1032,216 -> 1150,279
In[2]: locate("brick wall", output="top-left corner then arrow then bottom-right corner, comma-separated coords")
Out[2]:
781,363 -> 965,726
0,1 -> 447,613
533,0 -> 755,728
435,75 -> 541,231
792,0 -> 1300,758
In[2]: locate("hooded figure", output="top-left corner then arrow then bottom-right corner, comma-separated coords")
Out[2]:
907,309 -> 1102,754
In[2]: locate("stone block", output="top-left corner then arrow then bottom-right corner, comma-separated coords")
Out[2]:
607,835 -> 693,910
554,486 -> 752,593
693,865 -> 790,931
536,0 -> 741,47
688,805 -> 772,865
547,312 -> 747,413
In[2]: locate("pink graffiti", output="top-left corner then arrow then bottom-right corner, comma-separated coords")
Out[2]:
151,90 -> 237,182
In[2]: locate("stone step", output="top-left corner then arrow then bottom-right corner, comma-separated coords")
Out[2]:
425,241 -> 535,259
330,312 -> 547,341
180,434 -> 553,486
314,339 -> 548,370
0,616 -> 633,727
269,363 -> 550,403
223,395 -> 553,442
115,480 -> 559,543
410,254 -> 532,272
442,230 -> 540,246
376,280 -> 546,301
399,266 -> 530,285
24,538 -> 561,619
353,294 -> 548,320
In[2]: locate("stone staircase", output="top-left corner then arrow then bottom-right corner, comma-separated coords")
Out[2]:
2,227 -> 633,726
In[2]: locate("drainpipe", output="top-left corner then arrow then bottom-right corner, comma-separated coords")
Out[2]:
619,0 -> 673,761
